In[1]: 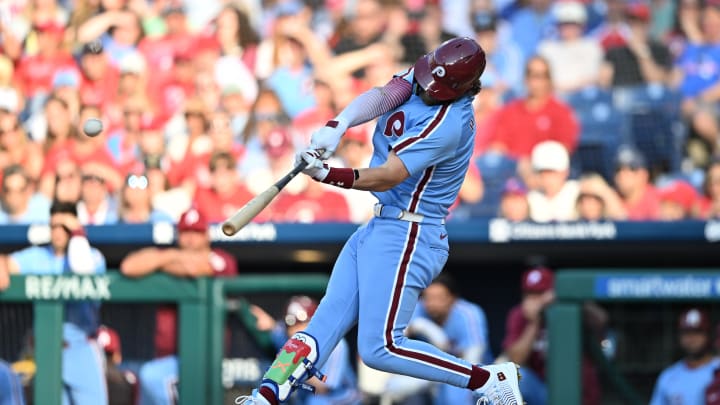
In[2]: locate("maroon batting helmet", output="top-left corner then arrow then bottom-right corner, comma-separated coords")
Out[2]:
413,37 -> 486,101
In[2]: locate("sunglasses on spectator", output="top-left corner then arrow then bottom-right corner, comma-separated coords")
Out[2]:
2,184 -> 26,194
82,174 -> 105,184
254,112 -> 282,122
57,172 -> 79,182
126,174 -> 149,190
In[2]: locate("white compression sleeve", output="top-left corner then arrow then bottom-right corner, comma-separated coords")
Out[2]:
68,234 -> 96,274
335,77 -> 413,128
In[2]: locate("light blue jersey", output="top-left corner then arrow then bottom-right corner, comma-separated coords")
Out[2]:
414,299 -> 493,405
371,69 -> 476,219
9,244 -> 107,405
10,245 -> 106,336
650,357 -> 720,405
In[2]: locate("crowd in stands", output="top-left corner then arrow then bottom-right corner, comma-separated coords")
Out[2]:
0,0 -> 719,226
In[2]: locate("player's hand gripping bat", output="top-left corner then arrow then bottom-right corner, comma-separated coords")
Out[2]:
221,149 -> 322,236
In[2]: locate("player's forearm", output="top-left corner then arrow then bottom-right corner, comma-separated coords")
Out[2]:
164,251 -> 212,277
335,77 -> 412,128
505,322 -> 540,365
0,256 -> 9,291
120,248 -> 172,277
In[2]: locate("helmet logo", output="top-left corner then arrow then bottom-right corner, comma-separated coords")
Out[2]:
432,66 -> 446,77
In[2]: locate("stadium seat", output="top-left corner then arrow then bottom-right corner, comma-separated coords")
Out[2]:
613,85 -> 686,174
459,153 -> 518,218
566,87 -> 624,181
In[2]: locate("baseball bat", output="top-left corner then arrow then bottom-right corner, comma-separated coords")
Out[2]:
221,160 -> 309,236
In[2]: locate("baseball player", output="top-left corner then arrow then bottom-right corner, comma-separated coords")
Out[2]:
238,37 -> 523,405
120,207 -> 238,405
0,360 -> 25,405
251,295 -> 361,405
651,308 -> 720,405
412,273 -> 493,404
0,200 -> 108,405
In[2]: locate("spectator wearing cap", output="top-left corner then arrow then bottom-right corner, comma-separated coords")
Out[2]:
613,146 -> 660,220
193,151 -> 253,223
14,21 -> 76,101
526,141 -> 580,222
107,96 -> 152,174
650,308 -> 720,405
118,172 -> 173,224
673,0 -> 720,165
472,10 -> 524,98
575,173 -> 626,222
657,179 -> 699,221
240,88 -> 292,177
0,165 -> 51,225
50,68 -> 81,116
249,295 -> 362,405
121,207 -> 238,405
537,1 -> 603,95
506,0 -> 555,62
485,56 -> 580,162
502,267 -> 605,405
499,177 -> 530,222
76,10 -> 144,68
77,164 -> 118,225
599,3 -> 673,88
697,158 -> 720,219
97,325 -> 138,405
77,40 -> 120,107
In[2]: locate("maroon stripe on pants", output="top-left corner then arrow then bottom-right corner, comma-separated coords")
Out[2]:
383,222 -> 471,376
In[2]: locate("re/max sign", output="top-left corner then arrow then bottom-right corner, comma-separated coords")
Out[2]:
24,276 -> 111,300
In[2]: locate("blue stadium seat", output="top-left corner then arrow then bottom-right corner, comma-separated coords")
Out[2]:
611,85 -> 686,174
566,87 -> 624,181
458,153 -> 518,219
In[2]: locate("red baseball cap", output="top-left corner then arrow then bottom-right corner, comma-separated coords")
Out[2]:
521,267 -> 555,293
263,128 -> 293,159
35,21 -> 65,36
178,208 -> 208,233
658,180 -> 698,212
284,295 -> 318,326
678,308 -> 710,332
626,3 -> 650,21
97,325 -> 121,355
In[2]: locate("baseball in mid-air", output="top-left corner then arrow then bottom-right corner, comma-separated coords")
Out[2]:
83,118 -> 103,137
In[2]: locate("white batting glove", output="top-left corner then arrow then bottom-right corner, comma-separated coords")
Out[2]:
295,149 -> 329,181
310,119 -> 348,159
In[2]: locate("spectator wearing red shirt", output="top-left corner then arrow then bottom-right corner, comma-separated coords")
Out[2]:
503,267 -> 605,405
486,56 -> 579,172
40,104 -> 122,195
613,146 -> 660,221
165,98 -> 213,192
14,22 -> 76,101
120,207 -> 237,404
77,42 -> 120,110
194,151 -> 253,223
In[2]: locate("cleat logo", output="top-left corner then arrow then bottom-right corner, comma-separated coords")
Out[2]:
497,372 -> 506,381
272,361 -> 291,373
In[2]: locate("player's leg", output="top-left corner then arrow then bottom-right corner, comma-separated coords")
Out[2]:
356,220 -> 522,404
0,360 -> 25,405
249,227 -> 364,404
356,220 -> 478,386
137,356 -> 178,405
61,338 -> 108,405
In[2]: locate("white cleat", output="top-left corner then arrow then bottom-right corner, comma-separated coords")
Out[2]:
475,362 -> 524,405
235,390 -> 272,405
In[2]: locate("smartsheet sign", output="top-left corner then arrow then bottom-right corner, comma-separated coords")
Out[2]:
595,275 -> 720,298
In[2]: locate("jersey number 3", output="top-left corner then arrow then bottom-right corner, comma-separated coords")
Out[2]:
383,111 -> 405,137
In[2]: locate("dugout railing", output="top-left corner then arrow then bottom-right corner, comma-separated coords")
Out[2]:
0,272 -> 330,405
548,269 -> 720,404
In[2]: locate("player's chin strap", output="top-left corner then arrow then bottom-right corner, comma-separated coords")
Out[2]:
260,332 -> 325,403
